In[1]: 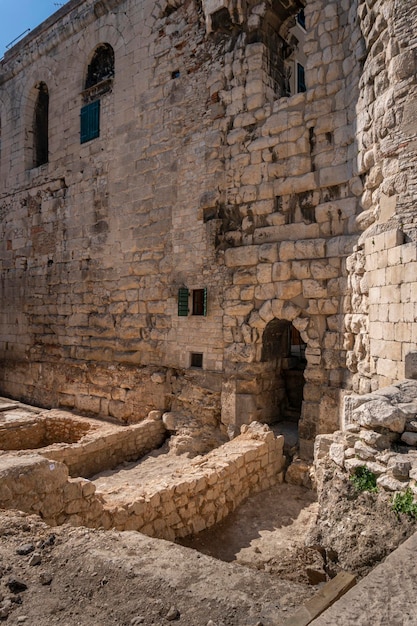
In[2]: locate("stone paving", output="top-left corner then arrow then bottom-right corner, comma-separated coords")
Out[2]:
311,531 -> 417,625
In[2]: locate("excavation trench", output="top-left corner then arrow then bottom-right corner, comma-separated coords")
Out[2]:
0,396 -> 320,587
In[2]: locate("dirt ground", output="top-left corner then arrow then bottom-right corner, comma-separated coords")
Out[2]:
179,483 -> 319,585
0,494 -> 317,626
307,461 -> 417,579
2,459 -> 417,625
2,411 -> 417,626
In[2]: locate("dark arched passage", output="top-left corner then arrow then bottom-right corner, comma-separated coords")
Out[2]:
261,319 -> 306,424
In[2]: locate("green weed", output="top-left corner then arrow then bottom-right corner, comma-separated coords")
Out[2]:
392,488 -> 417,519
349,465 -> 378,493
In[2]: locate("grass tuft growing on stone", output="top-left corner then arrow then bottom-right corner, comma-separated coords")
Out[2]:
349,466 -> 378,493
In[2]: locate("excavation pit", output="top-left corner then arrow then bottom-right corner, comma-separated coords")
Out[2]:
0,398 -> 166,478
0,398 -> 287,543
0,410 -> 93,451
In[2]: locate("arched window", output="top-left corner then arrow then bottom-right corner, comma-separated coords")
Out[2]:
85,43 -> 114,89
33,82 -> 49,166
81,44 -> 114,144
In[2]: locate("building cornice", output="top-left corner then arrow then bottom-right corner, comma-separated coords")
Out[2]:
0,0 -> 126,82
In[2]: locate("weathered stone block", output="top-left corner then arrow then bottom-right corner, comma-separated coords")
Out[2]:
353,399 -> 407,434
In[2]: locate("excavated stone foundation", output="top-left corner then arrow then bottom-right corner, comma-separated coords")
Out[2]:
0,397 -> 285,541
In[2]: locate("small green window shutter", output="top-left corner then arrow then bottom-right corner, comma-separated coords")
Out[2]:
80,100 -> 100,144
203,287 -> 208,316
178,288 -> 189,316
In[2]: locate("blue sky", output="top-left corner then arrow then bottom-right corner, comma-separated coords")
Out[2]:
0,1 -> 66,58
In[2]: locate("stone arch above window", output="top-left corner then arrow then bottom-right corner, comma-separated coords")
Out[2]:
33,82 -> 49,167
83,43 -> 115,102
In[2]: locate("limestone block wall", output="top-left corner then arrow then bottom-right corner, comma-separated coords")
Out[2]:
0,408 -> 167,478
213,0 -> 366,455
315,380 -> 417,495
0,409 -> 90,451
0,0 -> 367,456
0,422 -> 285,541
0,0 -> 228,422
40,412 -> 167,478
0,0 -> 416,456
345,0 -> 417,393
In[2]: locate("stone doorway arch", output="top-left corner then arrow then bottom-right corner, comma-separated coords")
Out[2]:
221,304 -> 310,443
261,319 -> 306,426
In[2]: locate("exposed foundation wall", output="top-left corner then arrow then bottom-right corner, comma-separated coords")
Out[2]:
0,359 -> 222,426
0,411 -> 90,451
40,412 -> 167,478
0,422 -> 285,541
0,409 -> 167,477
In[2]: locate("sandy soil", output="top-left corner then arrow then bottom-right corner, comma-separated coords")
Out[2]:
179,483 -> 319,584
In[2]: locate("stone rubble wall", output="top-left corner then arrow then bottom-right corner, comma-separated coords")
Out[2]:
315,380 -> 417,494
0,407 -> 167,478
41,411 -> 167,478
0,359 -> 223,434
0,409 -> 91,451
0,422 -> 285,541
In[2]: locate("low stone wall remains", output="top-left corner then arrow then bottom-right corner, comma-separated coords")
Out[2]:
0,409 -> 91,451
41,411 -> 166,478
0,408 -> 167,478
0,422 -> 285,541
315,380 -> 417,493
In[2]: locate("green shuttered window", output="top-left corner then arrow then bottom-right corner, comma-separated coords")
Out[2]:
192,288 -> 207,316
178,288 -> 208,316
80,100 -> 100,144
178,288 -> 189,316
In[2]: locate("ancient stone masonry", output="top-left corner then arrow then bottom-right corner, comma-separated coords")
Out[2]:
345,0 -> 417,397
0,420 -> 285,541
0,0 -> 417,458
315,380 -> 417,495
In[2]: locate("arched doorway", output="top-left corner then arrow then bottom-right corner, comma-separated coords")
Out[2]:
261,319 -> 306,431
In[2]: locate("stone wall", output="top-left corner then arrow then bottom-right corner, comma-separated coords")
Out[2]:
0,409 -> 91,451
40,411 -> 167,478
217,0 -> 365,454
0,0 -> 417,457
0,422 -> 285,541
0,407 -> 167,478
344,0 -> 417,394
315,380 -> 417,494
0,0 -> 228,425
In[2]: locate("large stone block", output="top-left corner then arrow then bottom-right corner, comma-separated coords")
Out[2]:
353,399 -> 407,433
